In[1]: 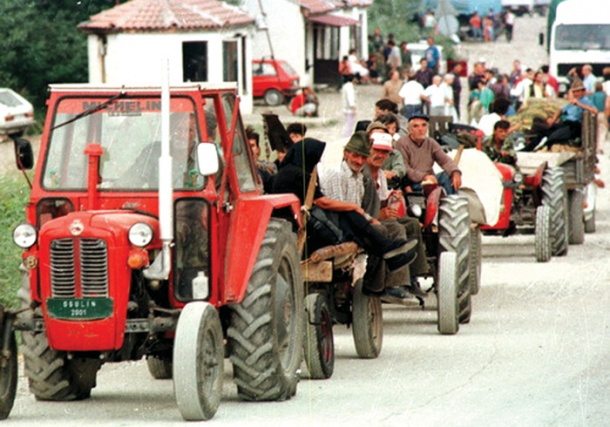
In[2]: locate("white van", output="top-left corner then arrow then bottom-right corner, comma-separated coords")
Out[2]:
549,0 -> 610,93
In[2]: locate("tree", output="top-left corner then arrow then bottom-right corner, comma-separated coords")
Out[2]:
0,0 -> 116,114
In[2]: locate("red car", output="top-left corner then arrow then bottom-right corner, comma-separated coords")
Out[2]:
252,59 -> 300,106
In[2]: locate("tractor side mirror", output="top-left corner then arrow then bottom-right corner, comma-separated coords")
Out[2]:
13,137 -> 34,170
196,142 -> 220,176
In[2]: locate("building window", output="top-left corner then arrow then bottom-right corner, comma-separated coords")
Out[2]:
223,41 -> 238,82
183,41 -> 208,82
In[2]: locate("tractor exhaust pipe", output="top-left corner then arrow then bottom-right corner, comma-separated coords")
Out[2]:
144,59 -> 173,281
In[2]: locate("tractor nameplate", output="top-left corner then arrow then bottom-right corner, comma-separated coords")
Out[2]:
47,297 -> 113,320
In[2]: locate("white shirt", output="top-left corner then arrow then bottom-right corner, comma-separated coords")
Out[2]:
424,84 -> 446,108
399,80 -> 425,105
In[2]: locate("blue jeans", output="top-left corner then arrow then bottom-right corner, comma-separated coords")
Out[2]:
401,104 -> 423,119
410,171 -> 455,195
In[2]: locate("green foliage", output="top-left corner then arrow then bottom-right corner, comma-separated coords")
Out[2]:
0,0 -> 116,115
0,177 -> 29,308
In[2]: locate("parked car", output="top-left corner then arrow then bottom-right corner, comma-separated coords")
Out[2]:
252,59 -> 300,106
0,88 -> 34,136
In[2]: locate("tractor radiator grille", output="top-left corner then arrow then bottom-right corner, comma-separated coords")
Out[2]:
50,238 -> 109,298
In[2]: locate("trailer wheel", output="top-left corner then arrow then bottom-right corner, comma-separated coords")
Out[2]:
351,279 -> 383,359
535,205 -> 552,262
19,270 -> 102,401
468,227 -> 482,296
173,302 -> 224,421
0,306 -> 17,420
303,293 -> 334,379
439,195 -> 472,324
542,168 -> 568,256
437,252 -> 459,335
228,219 -> 304,401
568,190 -> 585,244
146,356 -> 172,380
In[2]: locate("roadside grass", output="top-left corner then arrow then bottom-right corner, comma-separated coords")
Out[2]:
0,176 -> 29,308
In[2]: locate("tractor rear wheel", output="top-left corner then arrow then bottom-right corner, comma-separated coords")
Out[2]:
542,168 -> 568,256
437,252 -> 459,335
352,280 -> 383,359
173,302 -> 224,421
568,190 -> 585,244
19,270 -> 102,401
146,356 -> 172,380
438,195 -> 472,325
468,226 -> 482,296
535,205 -> 552,262
303,293 -> 334,379
0,306 -> 17,420
228,219 -> 304,401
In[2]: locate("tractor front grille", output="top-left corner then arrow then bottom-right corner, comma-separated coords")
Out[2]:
50,238 -> 109,298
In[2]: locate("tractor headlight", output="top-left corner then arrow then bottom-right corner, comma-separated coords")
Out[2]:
513,172 -> 523,184
129,223 -> 153,247
13,223 -> 37,249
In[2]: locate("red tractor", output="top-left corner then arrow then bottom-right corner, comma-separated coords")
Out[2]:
0,83 -> 305,420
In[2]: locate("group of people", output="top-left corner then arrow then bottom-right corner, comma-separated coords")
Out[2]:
247,100 -> 463,301
468,8 -> 516,43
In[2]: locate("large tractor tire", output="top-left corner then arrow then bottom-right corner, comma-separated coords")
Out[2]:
351,280 -> 383,359
19,269 -> 102,401
535,205 -> 552,262
568,189 -> 585,244
303,293 -> 334,379
468,226 -> 482,296
438,195 -> 472,325
542,168 -> 568,256
227,219 -> 304,401
146,355 -> 172,380
0,306 -> 17,420
173,302 -> 224,421
437,252 -> 459,335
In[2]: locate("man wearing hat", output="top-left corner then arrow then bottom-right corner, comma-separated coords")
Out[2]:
543,79 -> 597,145
395,114 -> 462,195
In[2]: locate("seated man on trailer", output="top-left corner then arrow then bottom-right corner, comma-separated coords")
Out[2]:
317,131 -> 417,298
483,120 -> 518,166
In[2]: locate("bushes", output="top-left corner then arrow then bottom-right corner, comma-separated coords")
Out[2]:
0,177 -> 29,308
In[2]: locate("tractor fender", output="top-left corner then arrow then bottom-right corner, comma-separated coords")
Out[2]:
423,187 -> 443,229
222,193 -> 301,304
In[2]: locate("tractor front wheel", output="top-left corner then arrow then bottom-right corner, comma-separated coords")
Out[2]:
228,219 -> 304,401
173,302 -> 224,421
437,252 -> 459,335
535,205 -> 552,262
352,280 -> 383,359
0,306 -> 17,420
568,190 -> 585,244
19,270 -> 102,401
303,293 -> 335,379
439,195 -> 472,325
542,168 -> 568,256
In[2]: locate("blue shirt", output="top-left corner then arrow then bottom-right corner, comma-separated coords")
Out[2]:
561,96 -> 594,122
425,45 -> 440,70
591,92 -> 606,112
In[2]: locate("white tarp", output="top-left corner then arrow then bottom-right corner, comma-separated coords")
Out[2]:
435,148 -> 504,226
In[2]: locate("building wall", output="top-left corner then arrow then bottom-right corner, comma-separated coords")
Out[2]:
242,0 -> 310,86
86,30 -> 254,113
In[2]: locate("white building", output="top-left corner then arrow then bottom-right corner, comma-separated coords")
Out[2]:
79,0 -> 256,113
242,0 -> 371,87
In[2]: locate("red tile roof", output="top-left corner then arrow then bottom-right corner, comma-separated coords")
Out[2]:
296,0 -> 336,15
79,0 -> 254,34
329,0 -> 373,8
